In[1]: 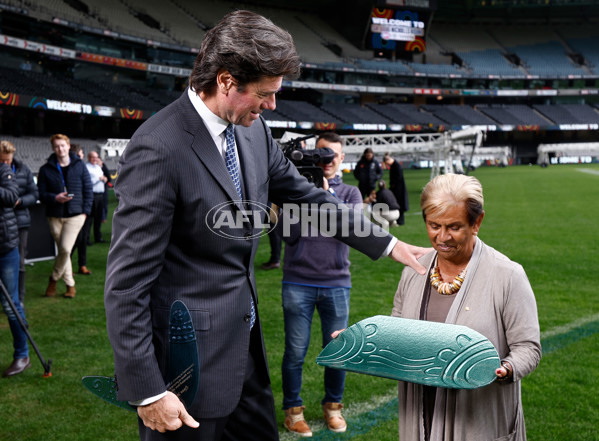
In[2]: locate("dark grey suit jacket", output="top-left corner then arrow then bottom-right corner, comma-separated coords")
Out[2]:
104,91 -> 392,418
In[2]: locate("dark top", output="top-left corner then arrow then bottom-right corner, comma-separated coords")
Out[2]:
37,151 -> 93,218
376,187 -> 400,211
388,160 -> 409,212
353,157 -> 382,194
0,163 -> 19,254
12,157 -> 38,229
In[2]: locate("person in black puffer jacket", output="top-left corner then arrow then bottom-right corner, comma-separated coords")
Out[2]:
0,162 -> 31,377
353,147 -> 383,198
37,134 -> 92,299
0,140 -> 39,306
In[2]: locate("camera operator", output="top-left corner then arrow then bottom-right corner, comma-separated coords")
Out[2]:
277,132 -> 361,436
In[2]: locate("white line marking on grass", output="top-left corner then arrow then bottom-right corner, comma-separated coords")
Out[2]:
577,168 -> 599,176
540,312 -> 599,339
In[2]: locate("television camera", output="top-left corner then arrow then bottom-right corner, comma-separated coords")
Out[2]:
280,134 -> 335,188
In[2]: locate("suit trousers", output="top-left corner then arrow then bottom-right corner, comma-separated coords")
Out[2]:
82,192 -> 105,244
91,192 -> 105,242
138,324 -> 279,441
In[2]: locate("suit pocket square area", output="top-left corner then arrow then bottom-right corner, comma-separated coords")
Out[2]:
316,315 -> 500,389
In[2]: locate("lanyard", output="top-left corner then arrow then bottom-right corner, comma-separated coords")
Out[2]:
56,162 -> 67,192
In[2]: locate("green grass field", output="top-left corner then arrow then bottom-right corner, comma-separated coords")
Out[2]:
1,163 -> 598,440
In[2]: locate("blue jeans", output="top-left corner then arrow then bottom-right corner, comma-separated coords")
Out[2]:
0,247 -> 29,359
281,283 -> 350,409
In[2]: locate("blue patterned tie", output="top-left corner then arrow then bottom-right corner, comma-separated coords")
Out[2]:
224,124 -> 255,328
224,124 -> 242,200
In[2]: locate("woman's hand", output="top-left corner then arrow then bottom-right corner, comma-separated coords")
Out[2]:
495,361 -> 513,382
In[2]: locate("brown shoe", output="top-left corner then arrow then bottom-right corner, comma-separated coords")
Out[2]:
78,266 -> 92,275
284,406 -> 312,437
260,261 -> 280,270
3,357 -> 31,377
323,402 -> 347,433
64,285 -> 76,298
45,277 -> 57,297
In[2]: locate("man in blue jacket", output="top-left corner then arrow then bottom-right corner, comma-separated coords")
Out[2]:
37,134 -> 92,298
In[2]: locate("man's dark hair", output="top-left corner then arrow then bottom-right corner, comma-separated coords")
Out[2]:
189,10 -> 301,93
317,131 -> 343,146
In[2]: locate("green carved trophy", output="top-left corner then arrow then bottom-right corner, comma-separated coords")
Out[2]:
316,315 -> 500,389
82,300 -> 200,410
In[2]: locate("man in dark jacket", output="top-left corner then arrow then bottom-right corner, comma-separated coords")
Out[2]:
0,140 -> 39,306
353,148 -> 383,198
383,153 -> 409,225
37,134 -> 92,299
0,162 -> 30,377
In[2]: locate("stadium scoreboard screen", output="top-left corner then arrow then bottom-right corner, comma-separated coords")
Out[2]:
367,0 -> 436,55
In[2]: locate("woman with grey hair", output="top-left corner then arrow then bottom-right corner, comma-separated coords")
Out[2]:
392,173 -> 541,441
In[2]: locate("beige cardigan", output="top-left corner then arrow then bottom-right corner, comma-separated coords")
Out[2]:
392,238 -> 541,441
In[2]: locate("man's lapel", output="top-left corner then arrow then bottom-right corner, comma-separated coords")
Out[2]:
177,93 -> 243,205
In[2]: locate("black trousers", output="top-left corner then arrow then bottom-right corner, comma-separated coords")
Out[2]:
72,225 -> 87,267
90,192 -> 105,242
266,223 -> 281,264
139,325 -> 279,441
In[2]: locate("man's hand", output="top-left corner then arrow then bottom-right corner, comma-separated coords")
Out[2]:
137,391 -> 199,433
331,329 -> 345,339
389,240 -> 432,275
55,192 -> 73,204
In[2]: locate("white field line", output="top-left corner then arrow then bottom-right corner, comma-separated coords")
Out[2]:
279,313 -> 599,438
577,168 -> 599,176
540,312 -> 599,339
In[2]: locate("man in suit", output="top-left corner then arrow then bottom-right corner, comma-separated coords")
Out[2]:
104,10 -> 429,441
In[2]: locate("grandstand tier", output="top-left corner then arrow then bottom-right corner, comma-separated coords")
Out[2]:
0,0 -> 598,166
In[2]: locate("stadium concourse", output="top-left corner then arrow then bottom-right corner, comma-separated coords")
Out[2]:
0,0 -> 598,170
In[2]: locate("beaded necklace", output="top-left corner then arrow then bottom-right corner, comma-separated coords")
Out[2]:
429,266 -> 467,295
